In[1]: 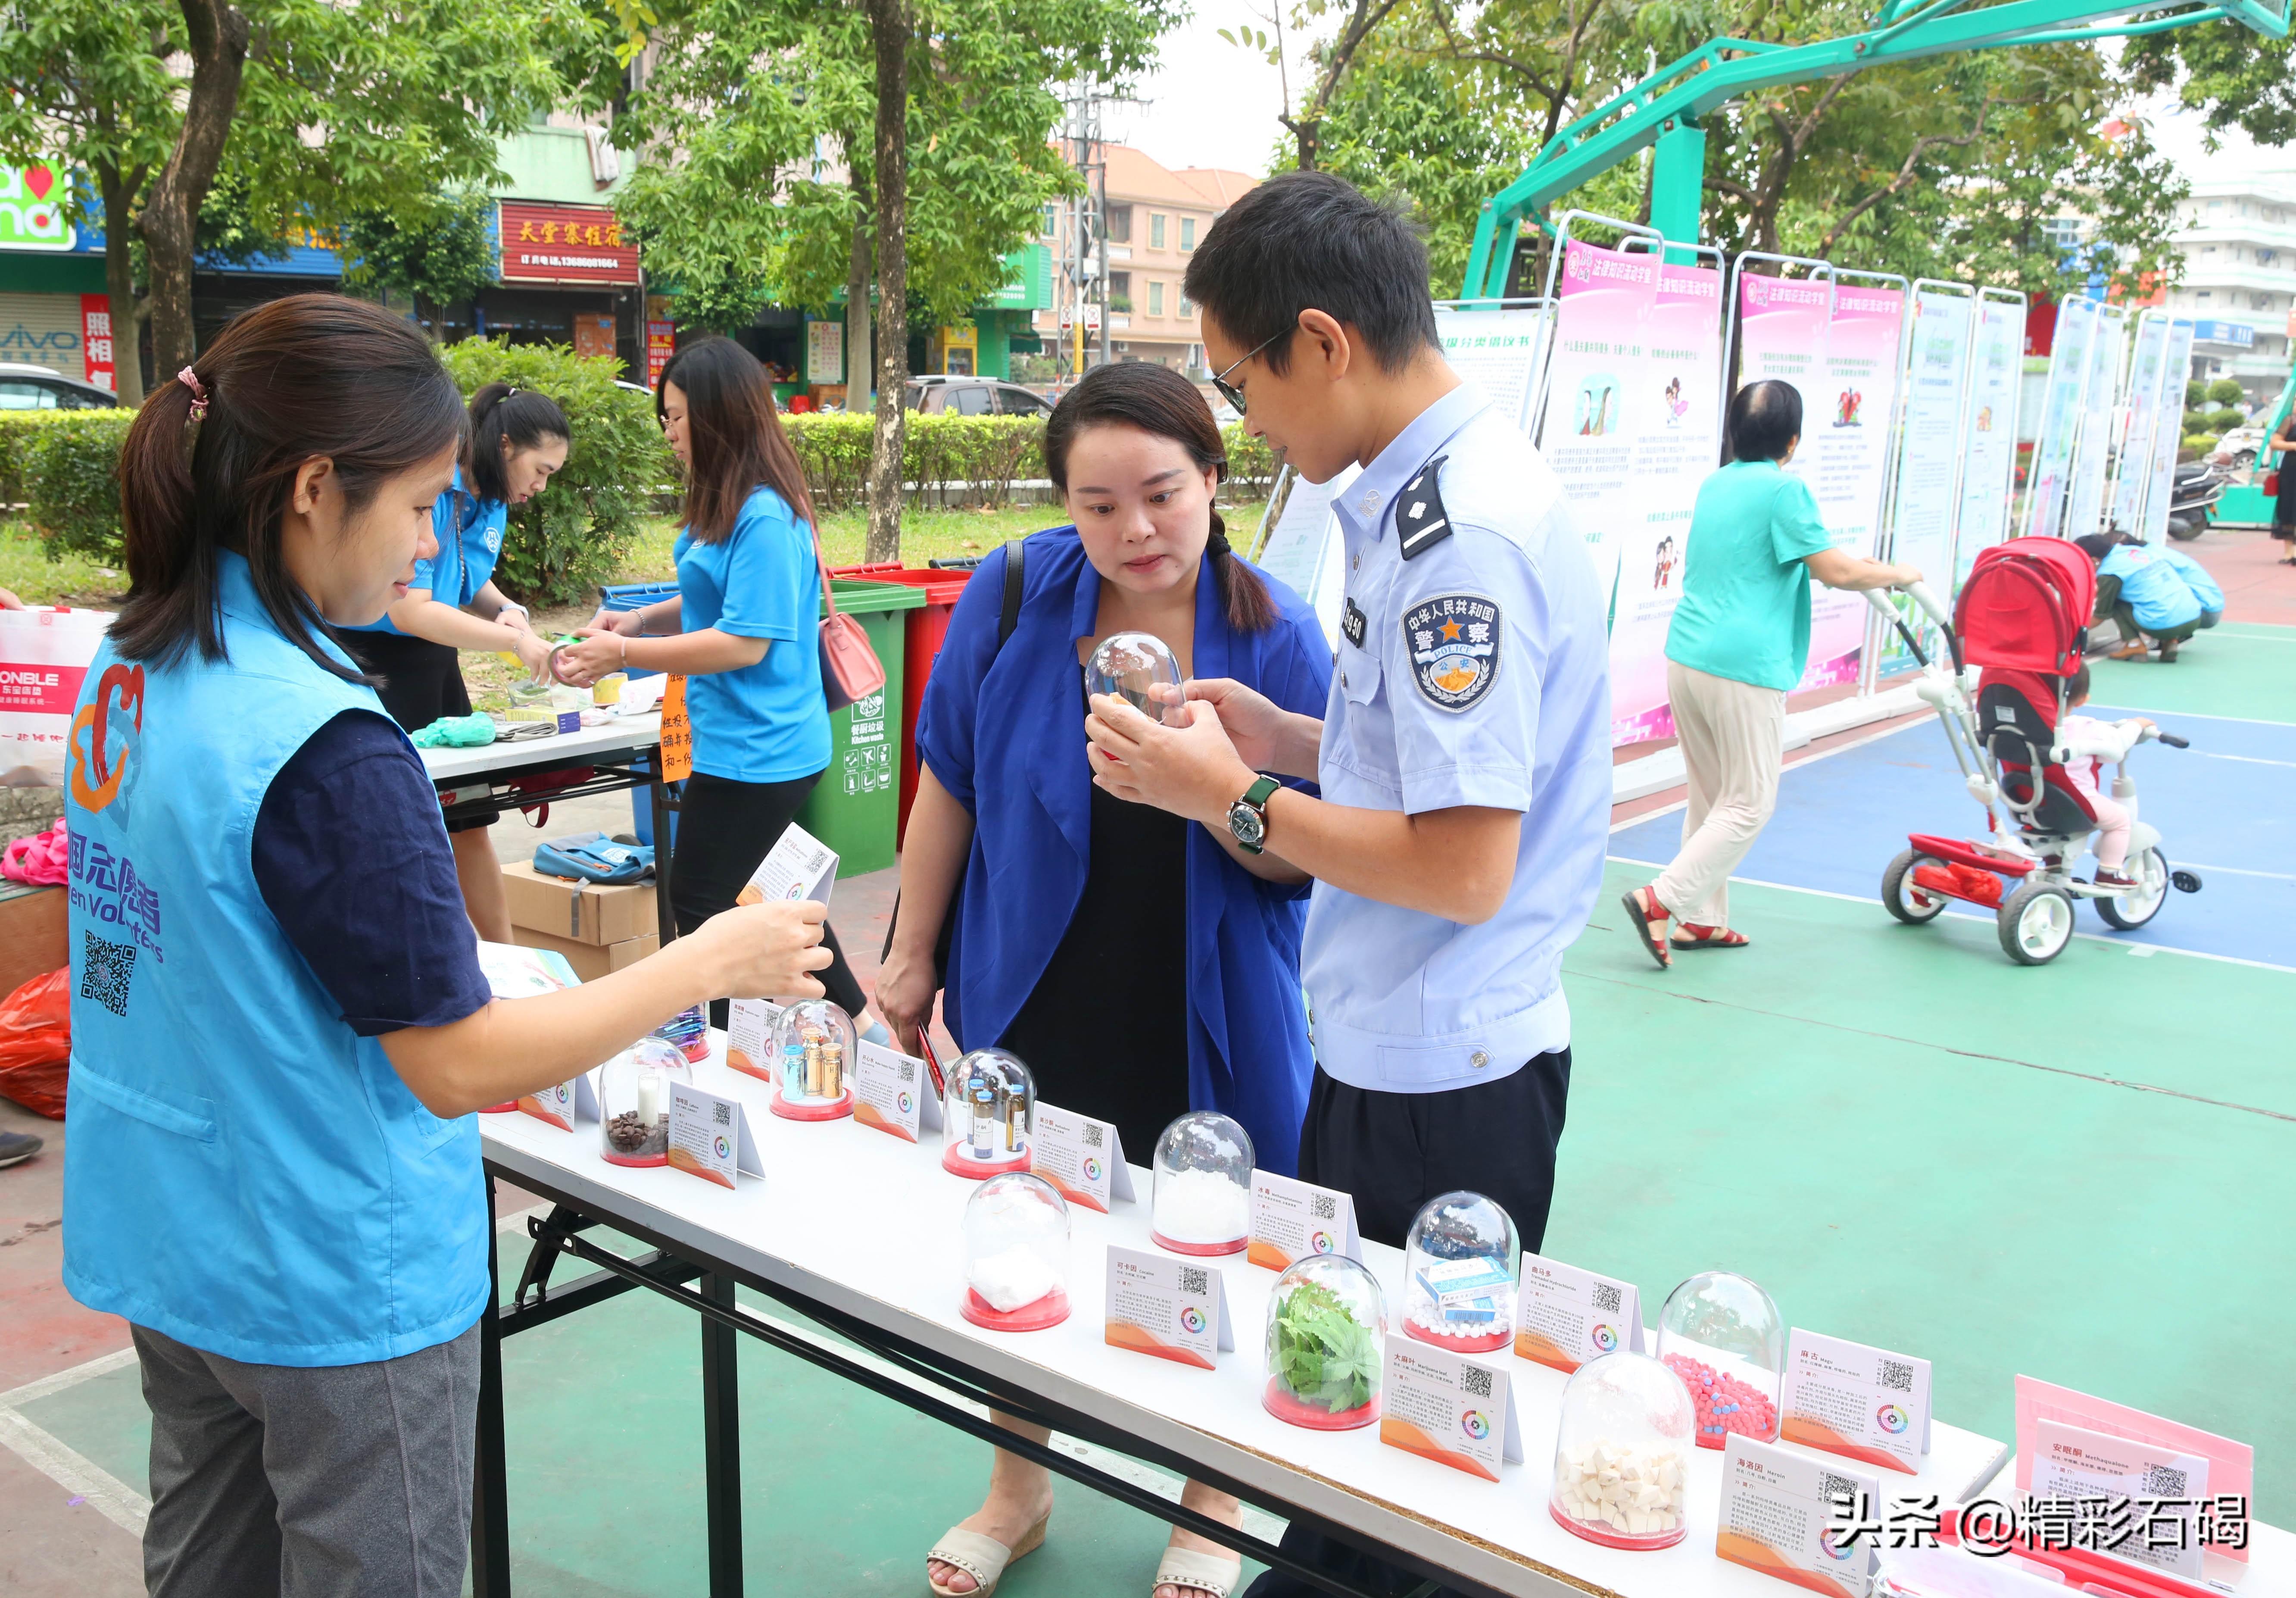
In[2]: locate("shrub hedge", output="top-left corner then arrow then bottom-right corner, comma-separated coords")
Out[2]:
2,369 -> 1279,588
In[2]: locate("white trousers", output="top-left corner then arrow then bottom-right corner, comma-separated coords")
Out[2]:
1649,661 -> 1785,927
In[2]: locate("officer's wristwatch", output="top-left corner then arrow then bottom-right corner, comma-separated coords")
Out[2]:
1227,775 -> 1281,855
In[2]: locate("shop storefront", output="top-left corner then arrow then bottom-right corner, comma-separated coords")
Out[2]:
457,200 -> 643,377
0,162 -> 112,391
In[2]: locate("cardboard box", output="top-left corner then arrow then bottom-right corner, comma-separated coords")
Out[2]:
501,860 -> 658,946
511,926 -> 660,982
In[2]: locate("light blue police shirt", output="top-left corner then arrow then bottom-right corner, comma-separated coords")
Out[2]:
1300,383 -> 1613,1093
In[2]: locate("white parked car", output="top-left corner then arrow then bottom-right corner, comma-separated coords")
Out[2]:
2208,425 -> 2268,473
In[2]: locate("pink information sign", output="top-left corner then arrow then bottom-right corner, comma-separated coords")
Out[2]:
1539,240 -> 1658,606
1800,283 -> 1903,688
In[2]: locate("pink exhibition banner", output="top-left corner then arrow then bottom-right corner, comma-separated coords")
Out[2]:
1610,263 -> 1725,745
1803,283 -> 1904,688
1538,240 -> 1658,606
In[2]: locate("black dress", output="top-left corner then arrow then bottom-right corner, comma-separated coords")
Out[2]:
996,675 -> 1191,1164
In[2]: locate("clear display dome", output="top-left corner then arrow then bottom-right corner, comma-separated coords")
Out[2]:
1403,1190 -> 1519,1354
652,1002 -> 710,1063
942,1048 -> 1036,1179
1087,631 -> 1188,726
960,1172 -> 1071,1332
1656,1270 -> 1784,1448
1262,1254 -> 1386,1431
598,1037 -> 692,1167
769,999 -> 855,1122
1549,1350 -> 1695,1549
1150,1111 -> 1254,1256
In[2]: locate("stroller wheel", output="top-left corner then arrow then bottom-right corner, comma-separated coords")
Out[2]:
2094,847 -> 2168,930
1882,848 -> 1947,925
1998,881 -> 2076,965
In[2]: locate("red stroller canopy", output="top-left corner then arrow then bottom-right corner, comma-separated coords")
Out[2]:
1954,538 -> 2095,676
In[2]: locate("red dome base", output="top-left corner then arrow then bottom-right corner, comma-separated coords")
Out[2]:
960,1287 -> 1070,1332
1261,1379 -> 1380,1431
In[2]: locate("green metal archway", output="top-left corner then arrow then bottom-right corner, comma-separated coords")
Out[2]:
1463,0 -> 2293,297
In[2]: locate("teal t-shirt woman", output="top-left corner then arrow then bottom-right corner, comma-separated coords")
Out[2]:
62,294 -> 831,1594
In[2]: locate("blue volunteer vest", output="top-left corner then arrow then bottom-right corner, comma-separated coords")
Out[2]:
60,552 -> 489,1367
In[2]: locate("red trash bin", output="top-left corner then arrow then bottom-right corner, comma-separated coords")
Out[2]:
830,562 -> 975,846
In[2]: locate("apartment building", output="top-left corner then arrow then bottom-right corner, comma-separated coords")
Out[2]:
1033,145 -> 1256,375
2163,169 -> 2296,401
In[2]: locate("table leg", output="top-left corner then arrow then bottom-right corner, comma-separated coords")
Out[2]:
700,1272 -> 743,1596
471,1172 -> 513,1597
650,767 -> 677,946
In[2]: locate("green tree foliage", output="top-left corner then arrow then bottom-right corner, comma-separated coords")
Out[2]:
0,0 -> 592,397
2124,18 -> 2296,150
340,187 -> 502,325
2207,378 -> 2248,407
1287,0 -> 2198,300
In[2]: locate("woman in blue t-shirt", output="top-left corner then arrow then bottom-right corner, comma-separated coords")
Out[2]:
559,337 -> 869,1020
344,384 -> 571,940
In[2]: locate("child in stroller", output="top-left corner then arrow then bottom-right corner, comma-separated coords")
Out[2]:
2056,662 -> 2151,889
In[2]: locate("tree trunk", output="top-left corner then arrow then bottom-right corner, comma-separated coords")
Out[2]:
96,164 -> 146,407
845,177 -> 873,420
138,0 -> 250,376
862,0 -> 911,565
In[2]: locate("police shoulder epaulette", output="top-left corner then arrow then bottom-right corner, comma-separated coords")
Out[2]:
1397,455 -> 1452,561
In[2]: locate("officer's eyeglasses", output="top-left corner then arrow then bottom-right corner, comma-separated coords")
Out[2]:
1210,331 -> 1288,415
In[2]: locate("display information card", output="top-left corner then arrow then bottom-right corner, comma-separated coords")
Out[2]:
1780,1329 -> 1933,1474
517,1073 -> 597,1132
666,1083 -> 763,1189
2028,1418 -> 2209,1581
741,821 -> 837,906
850,1039 -> 942,1142
1378,1334 -> 1523,1483
1513,1252 -> 1643,1373
1716,1433 -> 1882,1598
724,999 -> 784,1083
1248,1170 -> 1361,1270
1032,1102 -> 1134,1213
1104,1245 -> 1233,1370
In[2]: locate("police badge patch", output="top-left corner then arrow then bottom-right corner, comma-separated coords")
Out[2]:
1402,593 -> 1501,713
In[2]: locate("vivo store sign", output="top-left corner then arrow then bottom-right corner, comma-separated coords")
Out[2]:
0,164 -> 76,251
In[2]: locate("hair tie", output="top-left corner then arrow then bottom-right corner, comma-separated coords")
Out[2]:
1207,527 -> 1232,557
176,367 -> 208,421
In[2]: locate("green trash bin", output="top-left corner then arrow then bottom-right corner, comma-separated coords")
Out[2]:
795,578 -> 928,878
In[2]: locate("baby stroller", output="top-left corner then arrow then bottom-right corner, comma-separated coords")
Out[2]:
1867,540 -> 2199,966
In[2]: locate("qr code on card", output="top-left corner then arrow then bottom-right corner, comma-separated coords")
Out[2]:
1082,1121 -> 1104,1149
1819,1472 -> 1863,1515
712,1101 -> 731,1127
2143,1464 -> 2189,1499
1460,1364 -> 1494,1399
1178,1266 -> 1209,1296
1309,1191 -> 1337,1220
1591,1281 -> 1623,1313
897,1059 -> 914,1083
1879,1359 -> 1915,1393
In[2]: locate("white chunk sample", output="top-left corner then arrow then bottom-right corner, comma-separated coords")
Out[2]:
967,1245 -> 1064,1312
1154,1167 -> 1250,1244
1553,1441 -> 1688,1537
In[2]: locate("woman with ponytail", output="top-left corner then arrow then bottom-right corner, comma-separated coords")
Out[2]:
63,294 -> 828,1595
889,361 -> 1330,1598
343,381 -> 571,942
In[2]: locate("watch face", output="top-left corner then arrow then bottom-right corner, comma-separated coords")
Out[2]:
1229,802 -> 1266,846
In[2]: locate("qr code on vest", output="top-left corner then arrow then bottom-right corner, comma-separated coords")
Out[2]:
1460,1364 -> 1494,1399
1591,1282 -> 1623,1313
1177,1267 -> 1209,1296
1880,1359 -> 1915,1392
80,932 -> 137,1017
2142,1464 -> 2189,1499
1310,1191 -> 1337,1220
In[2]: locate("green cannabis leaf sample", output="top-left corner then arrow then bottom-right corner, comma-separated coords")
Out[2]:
1270,1280 -> 1379,1414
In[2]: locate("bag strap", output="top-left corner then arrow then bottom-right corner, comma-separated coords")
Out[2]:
998,534 -> 1026,647
808,509 -> 844,619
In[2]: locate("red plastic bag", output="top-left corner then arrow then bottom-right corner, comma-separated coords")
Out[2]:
0,968 -> 69,1119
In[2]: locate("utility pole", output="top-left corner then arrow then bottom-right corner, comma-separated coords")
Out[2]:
1058,86 -> 1109,384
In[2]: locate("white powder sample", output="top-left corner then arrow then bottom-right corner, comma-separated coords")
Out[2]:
1154,1167 -> 1251,1244
967,1245 -> 1064,1312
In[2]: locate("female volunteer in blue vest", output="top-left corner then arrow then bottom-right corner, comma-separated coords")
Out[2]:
61,295 -> 828,1595
556,336 -> 870,1021
343,382 -> 571,942
880,361 -> 1330,1598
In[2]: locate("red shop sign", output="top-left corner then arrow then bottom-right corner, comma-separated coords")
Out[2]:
498,202 -> 639,285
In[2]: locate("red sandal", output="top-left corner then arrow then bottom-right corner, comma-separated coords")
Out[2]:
1670,923 -> 1749,950
1620,886 -> 1672,969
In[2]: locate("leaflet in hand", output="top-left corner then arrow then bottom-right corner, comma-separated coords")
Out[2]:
740,822 -> 836,908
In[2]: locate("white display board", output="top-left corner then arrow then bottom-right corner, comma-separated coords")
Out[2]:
1434,300 -> 1551,435
2138,319 -> 2198,544
1952,294 -> 2025,587
2022,297 -> 2102,540
2062,303 -> 2129,543
1880,286 -> 1974,666
1251,464 -> 1358,648
2111,315 -> 2174,539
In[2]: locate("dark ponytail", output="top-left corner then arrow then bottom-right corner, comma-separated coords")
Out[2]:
112,293 -> 467,680
1043,361 -> 1278,634
465,382 -> 571,505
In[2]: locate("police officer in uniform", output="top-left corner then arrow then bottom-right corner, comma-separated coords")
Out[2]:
1086,171 -> 1611,1595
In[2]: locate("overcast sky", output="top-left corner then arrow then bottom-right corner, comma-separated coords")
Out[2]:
1107,16 -> 2296,188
